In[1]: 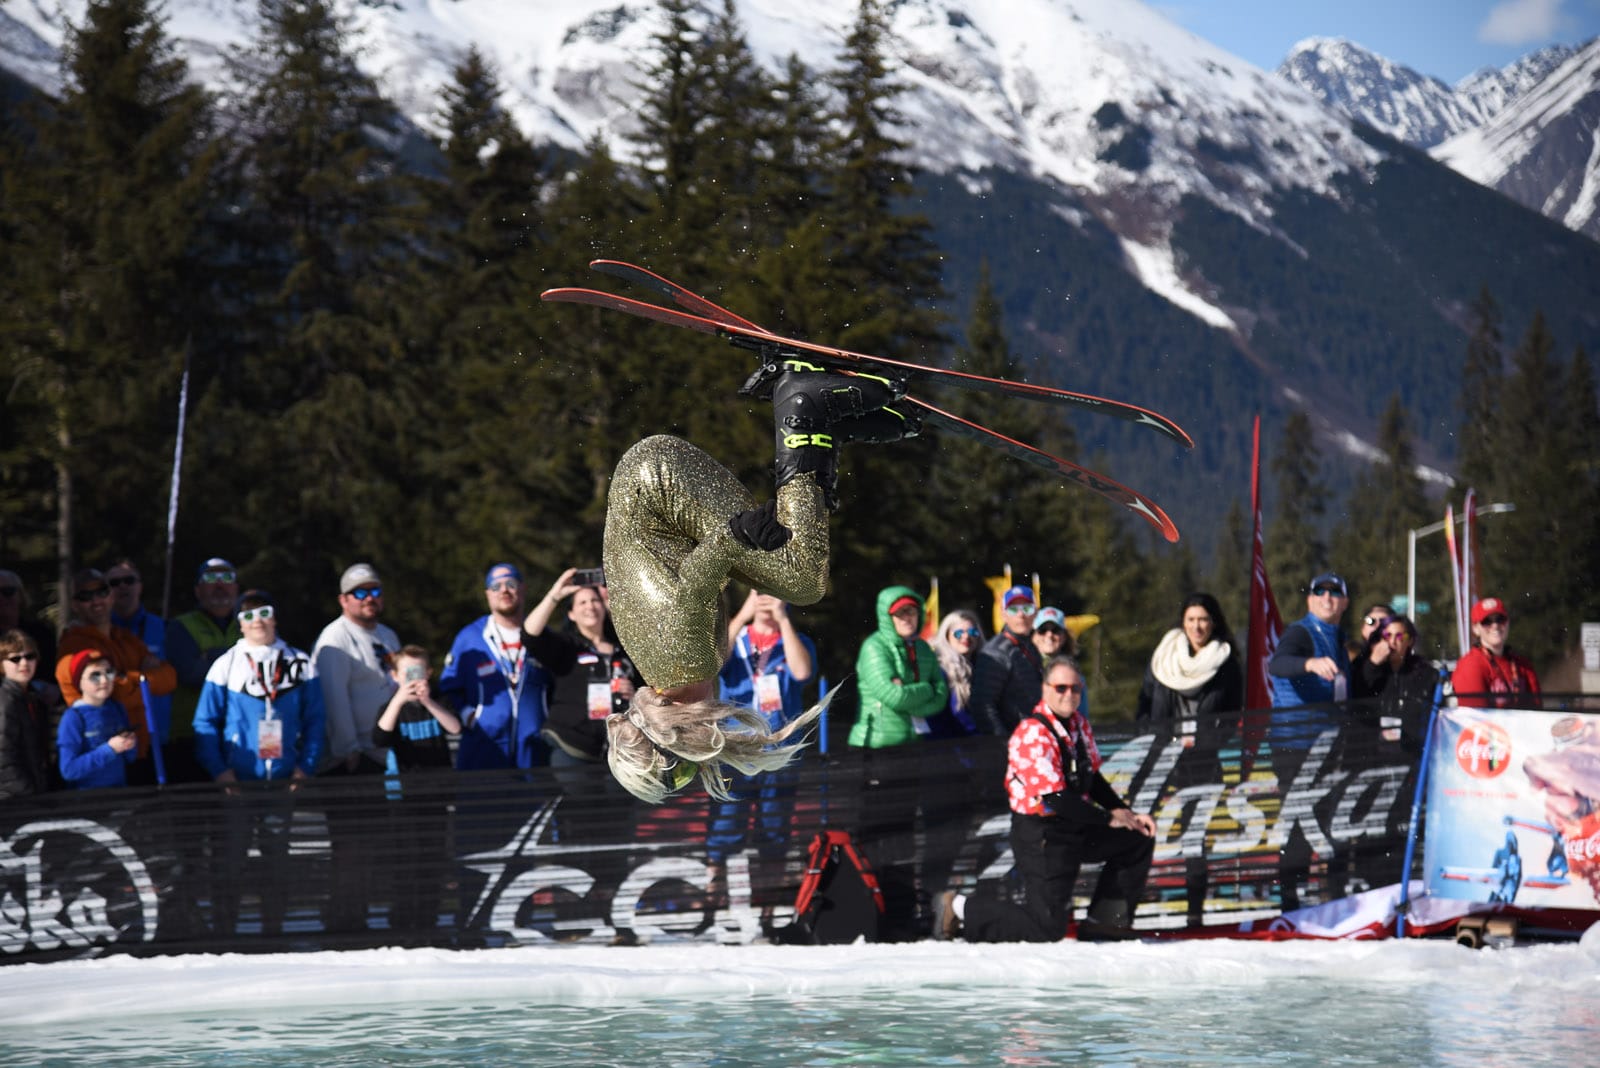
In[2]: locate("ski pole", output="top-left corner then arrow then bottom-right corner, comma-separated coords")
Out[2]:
141,676 -> 167,786
1396,679 -> 1444,937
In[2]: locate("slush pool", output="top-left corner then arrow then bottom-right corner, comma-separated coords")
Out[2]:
3,936 -> 1598,1066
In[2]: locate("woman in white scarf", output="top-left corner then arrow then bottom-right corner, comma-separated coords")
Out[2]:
1137,593 -> 1242,724
1136,592 -> 1242,926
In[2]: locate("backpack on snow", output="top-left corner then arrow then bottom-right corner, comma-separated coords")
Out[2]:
773,829 -> 885,945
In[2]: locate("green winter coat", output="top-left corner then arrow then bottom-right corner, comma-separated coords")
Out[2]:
848,585 -> 949,748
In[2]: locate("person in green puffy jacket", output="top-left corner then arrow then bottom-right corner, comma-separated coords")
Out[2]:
850,586 -> 949,748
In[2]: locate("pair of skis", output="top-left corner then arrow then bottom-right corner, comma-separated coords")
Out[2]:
541,261 -> 1190,543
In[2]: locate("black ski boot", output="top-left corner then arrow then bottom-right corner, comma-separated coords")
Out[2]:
729,359 -> 917,550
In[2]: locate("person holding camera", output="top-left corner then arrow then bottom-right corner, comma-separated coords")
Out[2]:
56,650 -> 139,789
523,566 -> 640,767
372,645 -> 460,770
371,645 -> 459,943
936,656 -> 1154,943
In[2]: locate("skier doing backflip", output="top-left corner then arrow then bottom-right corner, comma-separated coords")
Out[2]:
545,260 -> 1188,803
602,360 -> 916,803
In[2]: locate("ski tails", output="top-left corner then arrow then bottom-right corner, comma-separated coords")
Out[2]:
906,398 -> 1180,543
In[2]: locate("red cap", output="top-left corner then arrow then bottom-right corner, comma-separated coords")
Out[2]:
1471,598 -> 1509,626
68,649 -> 110,690
888,595 -> 920,617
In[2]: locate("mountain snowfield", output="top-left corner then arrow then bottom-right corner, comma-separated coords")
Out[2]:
3,0 -> 1390,336
1279,34 -> 1600,242
1433,39 -> 1600,241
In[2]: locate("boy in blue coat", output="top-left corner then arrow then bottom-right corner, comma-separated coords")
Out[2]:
58,650 -> 137,789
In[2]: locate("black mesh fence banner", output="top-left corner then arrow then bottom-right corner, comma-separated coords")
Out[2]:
1,700 -> 1443,960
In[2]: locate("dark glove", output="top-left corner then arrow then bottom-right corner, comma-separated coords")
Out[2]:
729,499 -> 792,551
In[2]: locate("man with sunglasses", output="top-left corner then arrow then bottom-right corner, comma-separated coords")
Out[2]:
54,568 -> 176,780
167,557 -> 244,749
1265,571 -> 1353,911
970,585 -> 1047,736
440,562 -> 552,771
312,562 -> 402,933
936,656 -> 1154,943
313,563 -> 401,775
1451,598 -> 1541,709
105,558 -> 189,782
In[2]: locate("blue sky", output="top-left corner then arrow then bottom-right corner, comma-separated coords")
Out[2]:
1159,0 -> 1600,83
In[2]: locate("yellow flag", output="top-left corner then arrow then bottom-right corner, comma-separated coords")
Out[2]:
920,577 -> 940,641
983,564 -> 1014,635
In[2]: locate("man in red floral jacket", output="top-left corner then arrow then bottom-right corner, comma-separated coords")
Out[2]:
936,656 -> 1155,942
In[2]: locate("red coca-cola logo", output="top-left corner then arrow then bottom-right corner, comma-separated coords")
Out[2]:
1455,722 -> 1512,778
1567,832 -> 1600,863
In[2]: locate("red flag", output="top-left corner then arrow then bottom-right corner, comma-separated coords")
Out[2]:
1246,415 -> 1285,712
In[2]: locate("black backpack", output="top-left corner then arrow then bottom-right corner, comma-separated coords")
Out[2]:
773,829 -> 885,945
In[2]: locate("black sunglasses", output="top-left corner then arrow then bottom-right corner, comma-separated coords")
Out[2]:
106,575 -> 140,588
1048,682 -> 1083,695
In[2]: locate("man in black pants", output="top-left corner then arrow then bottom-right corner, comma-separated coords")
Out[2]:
937,656 -> 1155,942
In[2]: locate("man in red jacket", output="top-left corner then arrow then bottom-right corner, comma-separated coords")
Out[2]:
1451,597 -> 1541,709
936,656 -> 1154,942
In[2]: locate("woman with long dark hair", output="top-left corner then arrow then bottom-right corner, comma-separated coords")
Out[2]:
1136,591 -> 1241,926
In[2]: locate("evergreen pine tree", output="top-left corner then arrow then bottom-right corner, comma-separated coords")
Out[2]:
0,0 -> 218,609
211,0 -> 418,631
1456,286 -> 1503,493
1265,410 -> 1327,600
1330,394 -> 1431,623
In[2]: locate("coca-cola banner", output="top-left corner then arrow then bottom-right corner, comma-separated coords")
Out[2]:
1424,708 -> 1600,910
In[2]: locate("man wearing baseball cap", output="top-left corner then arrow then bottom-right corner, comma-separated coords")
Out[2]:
312,562 -> 402,932
160,557 -> 243,779
970,585 -> 1046,735
1451,597 -> 1541,709
1265,570 -> 1353,911
438,562 -> 552,771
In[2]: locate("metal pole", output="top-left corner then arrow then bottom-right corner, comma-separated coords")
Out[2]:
1403,502 -> 1514,617
1407,528 -> 1417,622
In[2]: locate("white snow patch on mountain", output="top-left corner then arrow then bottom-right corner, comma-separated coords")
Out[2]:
1119,238 -> 1235,331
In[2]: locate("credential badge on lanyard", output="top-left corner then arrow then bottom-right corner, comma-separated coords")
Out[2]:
741,632 -> 784,716
249,652 -> 285,763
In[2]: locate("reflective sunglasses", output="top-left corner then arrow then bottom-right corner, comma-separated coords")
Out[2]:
82,670 -> 116,684
1382,630 -> 1412,643
1310,586 -> 1346,598
106,574 -> 140,588
4,652 -> 40,664
237,605 -> 276,622
199,569 -> 237,585
348,587 -> 383,601
1048,682 -> 1084,695
487,580 -> 521,594
73,587 -> 111,602
1005,603 -> 1036,615
951,627 -> 981,640
1479,614 -> 1509,627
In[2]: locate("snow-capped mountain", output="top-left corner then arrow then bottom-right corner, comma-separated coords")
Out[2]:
1277,36 -> 1482,148
2,0 -> 1384,334
1277,35 -> 1600,241
1433,39 -> 1600,242
1277,36 -> 1576,148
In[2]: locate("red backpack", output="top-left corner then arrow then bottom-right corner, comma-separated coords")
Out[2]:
775,829 -> 886,944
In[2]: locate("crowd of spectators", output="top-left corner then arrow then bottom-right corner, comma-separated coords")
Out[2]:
0,553 -> 1550,943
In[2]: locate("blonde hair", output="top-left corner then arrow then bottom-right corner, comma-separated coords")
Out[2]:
932,609 -> 984,710
606,686 -> 833,804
